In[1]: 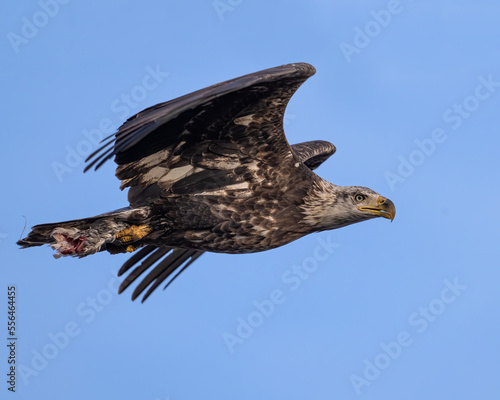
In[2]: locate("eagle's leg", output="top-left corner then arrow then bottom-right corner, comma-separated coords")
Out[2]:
115,225 -> 152,243
101,224 -> 153,255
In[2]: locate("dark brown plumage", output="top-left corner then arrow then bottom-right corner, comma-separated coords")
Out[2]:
18,63 -> 395,302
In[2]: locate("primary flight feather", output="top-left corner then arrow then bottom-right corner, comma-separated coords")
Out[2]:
18,63 -> 395,302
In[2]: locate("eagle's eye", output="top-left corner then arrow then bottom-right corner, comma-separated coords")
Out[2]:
354,194 -> 366,203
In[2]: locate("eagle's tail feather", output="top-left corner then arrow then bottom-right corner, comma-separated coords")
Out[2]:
17,207 -> 152,258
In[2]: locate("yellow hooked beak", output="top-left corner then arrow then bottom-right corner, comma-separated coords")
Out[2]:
358,196 -> 396,222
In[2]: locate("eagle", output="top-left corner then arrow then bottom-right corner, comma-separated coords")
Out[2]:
18,63 -> 395,302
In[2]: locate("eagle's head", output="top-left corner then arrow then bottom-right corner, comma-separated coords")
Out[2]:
301,182 -> 396,231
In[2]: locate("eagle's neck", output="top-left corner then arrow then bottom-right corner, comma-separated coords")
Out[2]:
300,179 -> 356,232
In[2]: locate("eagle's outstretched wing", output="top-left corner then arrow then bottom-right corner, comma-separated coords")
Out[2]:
86,63 -> 317,207
116,141 -> 336,302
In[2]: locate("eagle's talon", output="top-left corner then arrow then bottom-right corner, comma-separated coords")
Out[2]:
116,225 -> 152,243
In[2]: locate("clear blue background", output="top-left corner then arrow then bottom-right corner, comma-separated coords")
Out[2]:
2,1 -> 500,399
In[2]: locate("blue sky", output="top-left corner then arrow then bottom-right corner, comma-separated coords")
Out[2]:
2,0 -> 500,399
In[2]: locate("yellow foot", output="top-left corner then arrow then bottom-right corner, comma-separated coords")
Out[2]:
116,225 -> 152,243
107,243 -> 140,255
126,245 -> 136,253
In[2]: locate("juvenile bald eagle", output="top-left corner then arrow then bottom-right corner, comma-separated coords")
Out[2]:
18,63 -> 395,302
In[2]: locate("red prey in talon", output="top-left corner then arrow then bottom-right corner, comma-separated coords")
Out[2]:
53,233 -> 87,255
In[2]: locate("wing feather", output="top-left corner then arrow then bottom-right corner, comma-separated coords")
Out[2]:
291,140 -> 336,170
85,63 -> 316,206
117,245 -> 203,302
